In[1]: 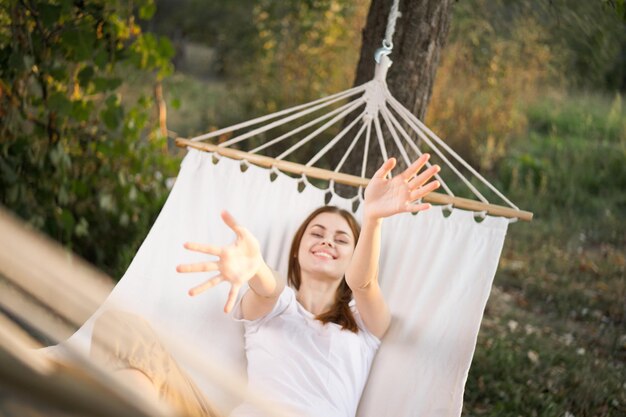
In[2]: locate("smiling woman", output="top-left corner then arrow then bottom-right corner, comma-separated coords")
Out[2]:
227,207 -> 377,417
288,207 -> 361,333
178,154 -> 439,417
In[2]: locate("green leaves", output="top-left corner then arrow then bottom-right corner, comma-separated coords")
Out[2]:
138,2 -> 157,20
48,143 -> 71,171
71,99 -> 93,122
603,0 -> 626,21
93,76 -> 122,92
48,92 -> 72,114
101,94 -> 123,129
0,0 -> 176,278
130,32 -> 175,78
6,47 -> 27,72
77,66 -> 94,87
38,3 -> 62,27
60,24 -> 96,62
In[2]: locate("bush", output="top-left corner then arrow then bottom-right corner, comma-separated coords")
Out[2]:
0,0 -> 177,278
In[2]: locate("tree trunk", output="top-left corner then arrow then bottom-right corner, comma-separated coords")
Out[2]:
355,0 -> 453,119
333,0 -> 453,195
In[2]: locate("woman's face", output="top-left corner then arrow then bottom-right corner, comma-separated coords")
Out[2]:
297,212 -> 356,282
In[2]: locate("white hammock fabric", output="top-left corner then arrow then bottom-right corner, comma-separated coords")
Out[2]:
53,149 -> 508,416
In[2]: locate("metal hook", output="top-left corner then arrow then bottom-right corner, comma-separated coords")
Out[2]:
374,42 -> 393,64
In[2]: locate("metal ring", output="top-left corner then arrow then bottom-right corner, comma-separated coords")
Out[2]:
375,39 -> 393,63
374,47 -> 392,64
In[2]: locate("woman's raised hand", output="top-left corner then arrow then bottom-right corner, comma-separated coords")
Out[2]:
363,154 -> 441,220
176,211 -> 263,313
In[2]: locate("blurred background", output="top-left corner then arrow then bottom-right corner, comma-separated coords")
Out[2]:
0,0 -> 624,415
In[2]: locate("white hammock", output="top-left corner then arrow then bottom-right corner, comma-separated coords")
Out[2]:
49,150 -> 508,417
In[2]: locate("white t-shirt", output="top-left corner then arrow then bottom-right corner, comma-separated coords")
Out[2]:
230,286 -> 381,417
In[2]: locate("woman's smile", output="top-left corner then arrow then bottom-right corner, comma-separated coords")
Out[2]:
311,248 -> 336,260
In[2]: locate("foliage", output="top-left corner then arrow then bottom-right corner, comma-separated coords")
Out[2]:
0,0 -> 176,277
603,0 -> 626,22
147,0 -> 259,77
461,92 -> 626,416
159,74 -> 249,139
547,0 -> 626,91
427,12 -> 557,172
427,0 -> 625,174
149,1 -> 624,162
149,0 -> 367,115
447,0 -> 626,92
246,0 -> 367,112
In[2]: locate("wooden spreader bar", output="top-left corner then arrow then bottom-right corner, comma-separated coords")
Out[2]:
176,138 -> 534,222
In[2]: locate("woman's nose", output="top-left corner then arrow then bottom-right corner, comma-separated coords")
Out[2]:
321,239 -> 333,247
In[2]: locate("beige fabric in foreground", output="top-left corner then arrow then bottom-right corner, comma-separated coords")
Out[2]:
91,310 -> 222,417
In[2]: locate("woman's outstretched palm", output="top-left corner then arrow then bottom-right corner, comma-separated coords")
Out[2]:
364,154 -> 441,220
176,211 -> 262,313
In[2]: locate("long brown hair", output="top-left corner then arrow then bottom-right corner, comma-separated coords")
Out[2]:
288,206 -> 360,333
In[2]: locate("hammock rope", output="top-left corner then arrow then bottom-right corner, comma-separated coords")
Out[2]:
381,104 -> 454,196
189,85 -> 366,144
384,0 -> 402,49
330,121 -> 368,173
386,93 -> 521,210
175,1 -> 532,221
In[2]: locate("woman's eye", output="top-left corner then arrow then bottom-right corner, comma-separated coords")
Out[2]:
336,240 -> 348,245
311,232 -> 323,238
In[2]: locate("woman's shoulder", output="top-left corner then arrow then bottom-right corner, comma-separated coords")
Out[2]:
234,286 -> 296,327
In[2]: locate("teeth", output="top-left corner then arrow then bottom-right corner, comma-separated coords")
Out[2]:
314,252 -> 333,259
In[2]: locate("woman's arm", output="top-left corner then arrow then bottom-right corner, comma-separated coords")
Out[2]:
177,211 -> 285,319
345,216 -> 389,339
345,155 -> 440,339
240,262 -> 286,320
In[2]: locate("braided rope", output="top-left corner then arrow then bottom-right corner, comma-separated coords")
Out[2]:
384,0 -> 402,48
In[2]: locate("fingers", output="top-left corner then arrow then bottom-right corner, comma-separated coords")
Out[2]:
223,284 -> 241,313
176,262 -> 219,273
183,242 -> 222,256
402,153 -> 430,180
409,180 -> 441,202
188,275 -> 224,297
408,164 -> 441,189
373,158 -> 397,179
405,202 -> 432,213
221,211 -> 244,239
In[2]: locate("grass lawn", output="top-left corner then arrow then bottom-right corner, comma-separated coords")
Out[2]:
463,93 -> 625,416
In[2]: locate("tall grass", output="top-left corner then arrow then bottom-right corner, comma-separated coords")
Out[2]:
500,93 -> 626,221
463,92 -> 626,416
